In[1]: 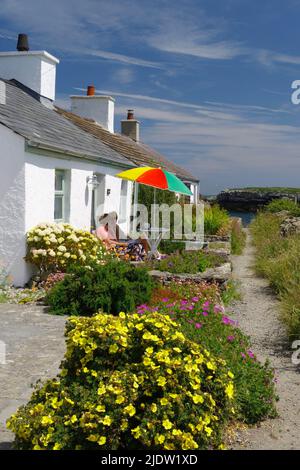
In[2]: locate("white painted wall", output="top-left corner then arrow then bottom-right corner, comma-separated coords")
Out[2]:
0,51 -> 59,101
0,125 -> 28,286
0,122 -> 132,285
70,96 -> 115,132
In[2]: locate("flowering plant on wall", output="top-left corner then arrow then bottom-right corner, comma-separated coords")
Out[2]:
26,223 -> 109,275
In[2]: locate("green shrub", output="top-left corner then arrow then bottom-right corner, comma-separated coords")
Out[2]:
7,312 -> 235,450
26,223 -> 109,275
140,294 -> 277,424
46,261 -> 154,316
204,205 -> 230,235
264,198 -> 300,216
148,251 -> 223,274
251,213 -> 300,337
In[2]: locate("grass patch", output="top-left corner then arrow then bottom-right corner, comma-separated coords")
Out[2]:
220,280 -> 241,306
204,205 -> 230,235
0,290 -> 9,303
231,219 -> 246,255
251,212 -> 300,338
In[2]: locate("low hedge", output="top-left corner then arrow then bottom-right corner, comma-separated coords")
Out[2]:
46,261 -> 154,316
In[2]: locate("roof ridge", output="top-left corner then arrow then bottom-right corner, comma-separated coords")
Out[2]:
56,107 -> 199,183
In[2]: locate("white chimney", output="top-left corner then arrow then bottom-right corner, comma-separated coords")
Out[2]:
0,34 -> 59,102
70,85 -> 115,133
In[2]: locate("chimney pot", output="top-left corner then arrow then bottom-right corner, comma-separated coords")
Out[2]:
87,85 -> 95,96
17,34 -> 29,52
127,109 -> 134,120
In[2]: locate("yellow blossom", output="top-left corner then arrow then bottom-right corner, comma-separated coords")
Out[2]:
123,404 -> 136,417
41,416 -> 54,426
157,376 -> 167,387
162,419 -> 173,430
102,415 -> 112,426
150,403 -> 157,413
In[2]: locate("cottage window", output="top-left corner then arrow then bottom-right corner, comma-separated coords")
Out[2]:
54,170 -> 69,222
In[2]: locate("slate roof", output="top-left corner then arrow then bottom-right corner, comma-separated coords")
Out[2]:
0,79 -> 132,168
56,107 -> 199,183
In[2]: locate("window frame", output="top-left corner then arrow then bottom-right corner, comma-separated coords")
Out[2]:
54,169 -> 67,222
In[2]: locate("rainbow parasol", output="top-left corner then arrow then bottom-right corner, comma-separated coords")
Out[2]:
116,166 -> 192,196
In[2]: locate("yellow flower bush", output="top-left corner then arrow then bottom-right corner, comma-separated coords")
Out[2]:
7,312 -> 235,450
26,223 -> 109,274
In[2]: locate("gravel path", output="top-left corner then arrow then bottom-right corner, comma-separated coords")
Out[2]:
230,229 -> 300,449
0,304 -> 66,449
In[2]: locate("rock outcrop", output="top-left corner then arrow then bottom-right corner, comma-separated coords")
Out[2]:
217,189 -> 298,212
280,217 -> 300,237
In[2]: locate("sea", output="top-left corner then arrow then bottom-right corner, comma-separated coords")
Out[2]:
228,211 -> 255,227
203,196 -> 255,227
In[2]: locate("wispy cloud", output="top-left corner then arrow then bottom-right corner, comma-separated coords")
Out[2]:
82,49 -> 161,69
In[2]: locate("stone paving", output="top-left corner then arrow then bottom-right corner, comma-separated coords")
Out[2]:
0,303 -> 66,449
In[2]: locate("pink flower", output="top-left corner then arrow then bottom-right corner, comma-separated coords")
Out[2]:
181,300 -> 188,305
202,311 -> 208,316
203,301 -> 210,309
162,298 -> 169,302
241,353 -> 246,359
195,323 -> 202,329
192,297 -> 199,302
187,305 -> 194,310
222,315 -> 235,325
167,302 -> 176,308
214,305 -> 224,314
227,335 -> 235,342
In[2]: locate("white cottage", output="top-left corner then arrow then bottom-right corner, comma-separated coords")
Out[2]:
0,36 -> 199,287
0,41 -> 135,286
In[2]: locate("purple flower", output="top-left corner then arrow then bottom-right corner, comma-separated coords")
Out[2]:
202,311 -> 208,316
162,298 -> 169,303
247,350 -> 255,359
137,304 -> 147,310
180,306 -> 188,311
192,297 -> 199,302
203,301 -> 210,309
241,353 -> 246,359
187,305 -> 194,311
195,323 -> 202,329
181,300 -> 188,305
227,335 -> 235,342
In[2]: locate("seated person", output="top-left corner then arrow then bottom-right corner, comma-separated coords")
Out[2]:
95,212 -> 148,260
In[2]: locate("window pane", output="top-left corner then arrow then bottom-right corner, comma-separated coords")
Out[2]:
54,195 -> 63,220
55,171 -> 64,191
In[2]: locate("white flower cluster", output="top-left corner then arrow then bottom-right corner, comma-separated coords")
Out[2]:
27,223 -> 108,273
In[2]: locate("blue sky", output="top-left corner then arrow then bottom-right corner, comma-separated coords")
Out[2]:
1,0 -> 300,194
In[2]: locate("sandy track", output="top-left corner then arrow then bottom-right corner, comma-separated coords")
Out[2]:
230,230 -> 300,450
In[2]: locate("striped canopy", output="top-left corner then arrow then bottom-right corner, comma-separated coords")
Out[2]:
116,166 -> 193,196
